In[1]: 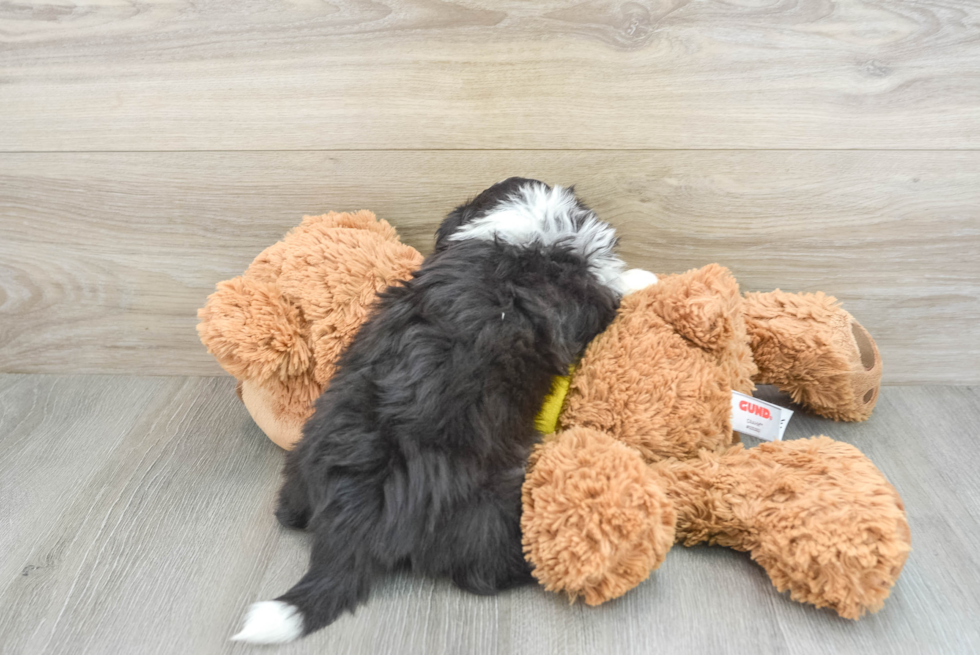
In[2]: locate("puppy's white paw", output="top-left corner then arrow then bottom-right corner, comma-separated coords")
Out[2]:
618,268 -> 658,295
231,600 -> 303,644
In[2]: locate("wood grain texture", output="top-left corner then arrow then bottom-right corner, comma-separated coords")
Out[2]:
1,375 -> 978,654
1,150 -> 977,382
2,0 -> 980,150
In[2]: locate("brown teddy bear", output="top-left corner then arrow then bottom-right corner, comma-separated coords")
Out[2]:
521,264 -> 908,618
197,210 -> 422,449
198,211 -> 908,619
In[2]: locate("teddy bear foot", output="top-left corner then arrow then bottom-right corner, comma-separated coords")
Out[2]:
742,290 -> 882,421
238,379 -> 308,450
652,437 -> 910,619
521,428 -> 676,605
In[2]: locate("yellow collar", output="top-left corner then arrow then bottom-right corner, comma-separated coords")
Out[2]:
533,366 -> 574,435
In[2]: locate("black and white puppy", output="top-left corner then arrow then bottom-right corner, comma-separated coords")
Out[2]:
232,178 -> 656,643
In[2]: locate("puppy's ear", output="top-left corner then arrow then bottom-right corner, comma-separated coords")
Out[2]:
544,283 -> 620,367
435,204 -> 476,251
435,178 -> 544,250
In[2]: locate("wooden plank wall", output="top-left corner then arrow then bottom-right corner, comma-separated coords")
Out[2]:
1,1 -> 978,383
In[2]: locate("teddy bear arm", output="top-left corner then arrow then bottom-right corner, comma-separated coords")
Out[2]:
521,427 -> 676,606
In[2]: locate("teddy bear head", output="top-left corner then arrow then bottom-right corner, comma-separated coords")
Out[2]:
557,263 -> 759,462
197,211 -> 422,448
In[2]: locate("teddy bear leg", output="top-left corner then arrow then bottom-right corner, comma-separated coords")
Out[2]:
652,437 -> 910,619
742,290 -> 882,421
521,428 -> 676,605
239,378 -> 312,450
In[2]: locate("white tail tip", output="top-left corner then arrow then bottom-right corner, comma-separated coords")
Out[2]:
231,600 -> 303,644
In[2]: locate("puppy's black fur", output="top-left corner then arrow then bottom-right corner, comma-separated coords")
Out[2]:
271,179 -> 621,638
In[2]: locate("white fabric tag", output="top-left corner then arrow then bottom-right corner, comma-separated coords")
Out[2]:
731,391 -> 794,441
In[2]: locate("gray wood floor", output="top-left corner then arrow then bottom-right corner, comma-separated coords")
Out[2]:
0,375 -> 977,654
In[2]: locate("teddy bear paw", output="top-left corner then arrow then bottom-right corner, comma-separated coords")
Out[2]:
522,428 -> 676,605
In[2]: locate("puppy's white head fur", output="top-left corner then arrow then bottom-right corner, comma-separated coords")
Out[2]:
448,182 -> 635,294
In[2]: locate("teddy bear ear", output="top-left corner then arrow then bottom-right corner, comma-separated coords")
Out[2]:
197,276 -> 313,383
277,214 -> 422,323
244,239 -> 290,285
244,211 -> 401,283
304,210 -> 400,239
273,216 -> 423,385
642,264 -> 746,354
305,235 -> 424,385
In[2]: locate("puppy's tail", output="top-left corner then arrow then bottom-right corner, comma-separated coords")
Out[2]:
230,600 -> 304,644
231,550 -> 374,644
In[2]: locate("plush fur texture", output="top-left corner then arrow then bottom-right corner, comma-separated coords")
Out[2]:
197,210 -> 423,448
557,264 -> 758,463
234,179 -> 625,642
743,290 -> 882,421
522,426 -> 676,605
200,213 -> 899,623
651,437 -> 910,619
522,264 -> 906,616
